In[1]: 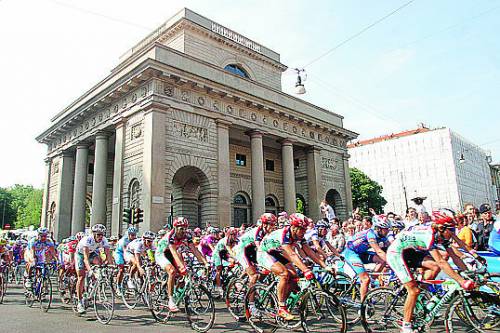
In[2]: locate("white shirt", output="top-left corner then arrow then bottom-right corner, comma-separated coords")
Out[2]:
77,235 -> 110,254
324,204 -> 336,221
126,238 -> 155,254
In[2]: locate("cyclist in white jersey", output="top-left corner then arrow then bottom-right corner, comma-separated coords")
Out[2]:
125,231 -> 156,283
386,209 -> 480,333
75,224 -> 114,314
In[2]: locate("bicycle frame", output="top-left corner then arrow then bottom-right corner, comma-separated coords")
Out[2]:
33,263 -> 49,297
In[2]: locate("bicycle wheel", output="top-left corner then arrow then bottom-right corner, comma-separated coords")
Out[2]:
93,280 -> 115,324
185,283 -> 215,333
121,275 -> 139,309
15,265 -> 25,285
149,282 -> 173,323
0,274 -> 5,303
245,283 -> 279,333
338,281 -> 361,325
360,287 -> 403,333
446,291 -> 500,333
225,277 -> 248,321
301,290 -> 347,333
39,277 -> 52,312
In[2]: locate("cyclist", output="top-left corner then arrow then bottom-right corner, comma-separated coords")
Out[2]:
342,215 -> 389,301
124,231 -> 156,285
199,226 -> 219,259
24,227 -> 55,288
257,213 -> 333,320
277,211 -> 289,228
75,224 -> 114,314
114,226 -> 138,295
305,220 -> 344,260
212,227 -> 239,297
155,216 -> 209,312
11,239 -> 25,265
0,238 -> 12,270
386,209 -> 477,333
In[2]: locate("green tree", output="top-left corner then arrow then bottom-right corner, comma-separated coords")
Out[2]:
6,185 -> 43,229
0,188 -> 16,229
350,168 -> 387,215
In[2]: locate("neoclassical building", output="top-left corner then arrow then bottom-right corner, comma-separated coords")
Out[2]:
36,8 -> 357,240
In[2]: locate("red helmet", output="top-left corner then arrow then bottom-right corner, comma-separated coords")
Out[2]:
173,216 -> 189,227
431,208 -> 457,228
260,213 -> 277,225
225,227 -> 239,238
289,213 -> 308,229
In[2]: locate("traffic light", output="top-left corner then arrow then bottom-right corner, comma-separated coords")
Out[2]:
122,208 -> 133,226
134,208 -> 144,224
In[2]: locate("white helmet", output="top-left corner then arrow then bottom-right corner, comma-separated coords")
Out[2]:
142,231 -> 156,240
91,224 -> 106,233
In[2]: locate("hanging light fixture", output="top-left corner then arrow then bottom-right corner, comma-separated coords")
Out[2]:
294,68 -> 306,94
459,152 -> 465,164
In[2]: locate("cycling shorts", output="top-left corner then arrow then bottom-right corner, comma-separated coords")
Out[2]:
402,249 -> 429,269
155,250 -> 175,269
124,251 -> 135,263
256,249 -> 289,270
235,244 -> 257,270
114,251 -> 125,266
342,248 -> 368,275
386,249 -> 414,284
75,252 -> 99,271
213,249 -> 229,267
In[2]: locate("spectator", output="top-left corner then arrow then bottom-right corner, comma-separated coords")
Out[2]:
320,200 -> 336,223
405,207 -> 419,228
327,224 -> 345,253
362,216 -> 373,230
455,213 -> 474,248
477,203 -> 494,250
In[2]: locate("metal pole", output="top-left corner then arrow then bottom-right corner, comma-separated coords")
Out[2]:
401,173 -> 409,211
1,200 -> 5,229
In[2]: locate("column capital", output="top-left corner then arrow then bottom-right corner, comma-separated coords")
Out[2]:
278,138 -> 295,146
58,150 -> 74,158
76,142 -> 91,149
215,118 -> 232,128
245,129 -> 264,138
306,145 -> 322,154
44,157 -> 52,164
94,130 -> 112,140
113,117 -> 128,128
342,153 -> 351,160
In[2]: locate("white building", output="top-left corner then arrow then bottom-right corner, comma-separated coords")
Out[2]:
348,126 -> 495,214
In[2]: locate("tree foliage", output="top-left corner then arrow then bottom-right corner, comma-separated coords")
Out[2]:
350,168 -> 387,215
0,184 -> 43,230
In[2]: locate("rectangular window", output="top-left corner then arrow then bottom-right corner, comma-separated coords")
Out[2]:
266,159 -> 275,171
294,158 -> 300,169
236,154 -> 246,166
88,163 -> 94,175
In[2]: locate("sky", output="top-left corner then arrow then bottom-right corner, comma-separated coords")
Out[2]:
0,0 -> 499,188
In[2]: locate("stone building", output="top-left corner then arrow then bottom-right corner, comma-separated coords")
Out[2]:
36,8 -> 357,240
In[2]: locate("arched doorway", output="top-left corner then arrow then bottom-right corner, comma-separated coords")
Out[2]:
48,202 -> 56,232
172,166 -> 211,228
325,189 -> 343,218
233,192 -> 251,227
296,194 -> 307,215
265,195 -> 279,216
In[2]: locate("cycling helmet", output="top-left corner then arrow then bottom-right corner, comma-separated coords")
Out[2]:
0,239 -> 7,246
173,216 -> 189,228
68,236 -> 77,241
109,235 -> 118,241
15,239 -> 23,245
316,220 -> 329,229
208,226 -> 219,234
431,208 -> 457,228
127,226 -> 138,235
260,213 -> 277,225
372,215 -> 390,229
391,220 -> 405,230
37,227 -> 49,235
289,213 -> 308,229
75,231 -> 85,240
91,224 -> 106,233
225,227 -> 239,238
194,227 -> 202,234
142,231 -> 156,240
157,229 -> 167,237
278,211 -> 288,218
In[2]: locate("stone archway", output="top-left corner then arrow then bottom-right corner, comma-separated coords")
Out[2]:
232,192 -> 251,227
265,194 -> 279,216
325,189 -> 343,218
296,193 -> 307,215
48,202 -> 56,232
172,166 -> 211,227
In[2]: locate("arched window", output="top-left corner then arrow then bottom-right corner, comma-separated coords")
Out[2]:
224,64 -> 250,78
265,195 -> 279,215
233,193 -> 251,227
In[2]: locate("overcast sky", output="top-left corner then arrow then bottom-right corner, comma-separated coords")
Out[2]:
1,0 -> 499,188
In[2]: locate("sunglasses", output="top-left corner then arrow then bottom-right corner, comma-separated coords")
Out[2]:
96,233 -> 104,237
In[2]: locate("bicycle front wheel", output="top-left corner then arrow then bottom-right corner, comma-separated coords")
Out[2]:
93,280 -> 115,324
39,277 -> 52,312
225,277 -> 248,322
301,290 -> 347,333
360,287 -> 402,333
185,284 -> 215,333
245,283 -> 279,333
0,274 -> 6,303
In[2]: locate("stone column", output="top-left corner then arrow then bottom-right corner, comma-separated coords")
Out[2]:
90,132 -> 109,226
54,153 -> 74,241
281,139 -> 296,214
216,119 -> 232,227
71,144 -> 89,234
343,154 -> 353,218
111,121 -> 126,236
247,130 -> 265,222
143,110 -> 166,232
306,146 -> 323,222
40,158 -> 52,228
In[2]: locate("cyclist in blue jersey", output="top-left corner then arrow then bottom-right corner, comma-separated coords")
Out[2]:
24,227 -> 56,288
114,226 -> 138,295
342,214 -> 389,301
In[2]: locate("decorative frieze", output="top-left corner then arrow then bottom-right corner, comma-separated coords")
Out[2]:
321,157 -> 338,170
171,120 -> 208,143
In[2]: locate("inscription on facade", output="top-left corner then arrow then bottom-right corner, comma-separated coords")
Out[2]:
211,22 -> 262,53
321,157 -> 338,170
171,121 -> 208,142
